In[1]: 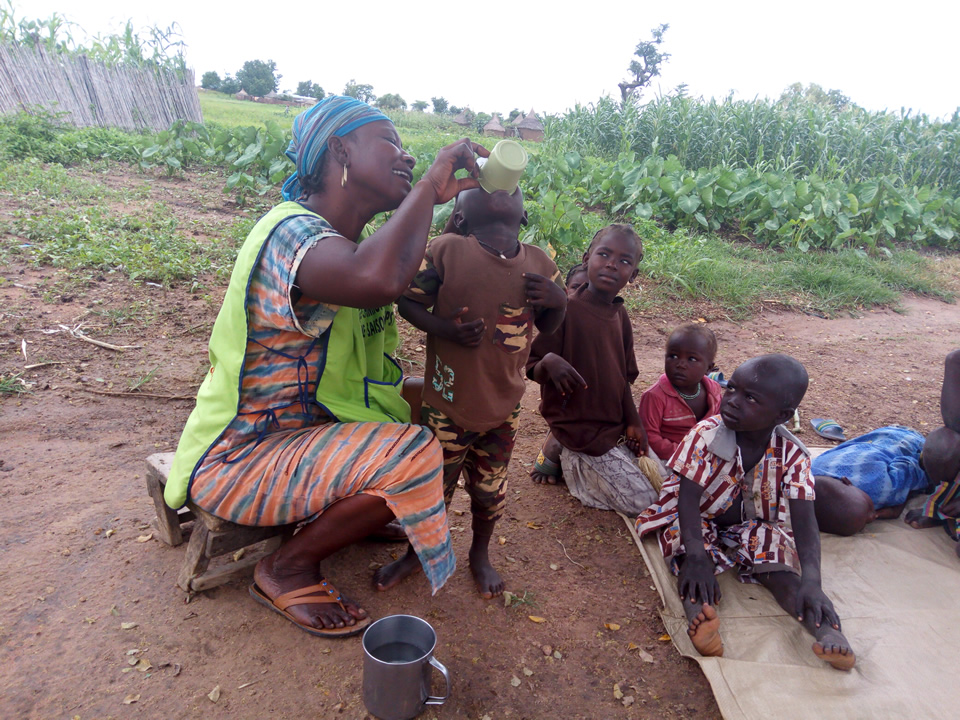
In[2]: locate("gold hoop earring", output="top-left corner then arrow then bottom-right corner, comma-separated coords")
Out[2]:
341,164 -> 348,188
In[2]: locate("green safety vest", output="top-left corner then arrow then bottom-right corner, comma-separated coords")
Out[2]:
164,202 -> 410,509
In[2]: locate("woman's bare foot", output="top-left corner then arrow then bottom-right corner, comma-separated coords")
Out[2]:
253,554 -> 366,630
688,603 -> 723,657
373,545 -> 421,591
813,627 -> 856,670
531,435 -> 562,485
904,508 -> 942,529
469,545 -> 505,598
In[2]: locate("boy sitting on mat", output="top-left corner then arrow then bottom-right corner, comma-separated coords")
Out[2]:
637,354 -> 856,670
526,224 -> 658,516
905,349 -> 960,558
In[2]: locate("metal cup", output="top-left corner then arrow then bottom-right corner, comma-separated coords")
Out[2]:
477,139 -> 528,194
362,615 -> 450,720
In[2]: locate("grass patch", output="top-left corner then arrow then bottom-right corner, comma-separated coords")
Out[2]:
6,201 -> 244,285
0,373 -> 31,396
626,226 -> 953,319
199,91 -> 296,130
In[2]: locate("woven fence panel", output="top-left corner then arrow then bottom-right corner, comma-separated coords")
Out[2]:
0,44 -> 202,131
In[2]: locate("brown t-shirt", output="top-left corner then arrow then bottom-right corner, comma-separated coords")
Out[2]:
404,233 -> 560,432
526,284 -> 639,456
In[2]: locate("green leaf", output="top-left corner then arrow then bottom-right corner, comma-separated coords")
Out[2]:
141,145 -> 161,159
859,181 -> 879,204
677,195 -> 700,214
694,212 -> 708,228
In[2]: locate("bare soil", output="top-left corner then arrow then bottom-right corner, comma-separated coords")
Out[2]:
1,168 -> 957,720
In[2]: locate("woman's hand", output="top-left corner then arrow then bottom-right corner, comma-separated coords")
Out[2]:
420,138 -> 490,205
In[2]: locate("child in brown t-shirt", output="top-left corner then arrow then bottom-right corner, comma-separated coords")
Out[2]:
375,186 -> 566,598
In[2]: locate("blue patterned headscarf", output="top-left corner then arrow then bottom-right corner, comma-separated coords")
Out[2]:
281,95 -> 391,201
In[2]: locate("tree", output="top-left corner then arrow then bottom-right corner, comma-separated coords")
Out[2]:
236,59 -> 280,97
343,79 -> 376,104
200,71 -> 221,91
778,82 -> 852,112
507,108 -> 522,123
376,93 -> 407,111
412,100 -> 428,112
219,74 -> 240,94
431,96 -> 448,114
449,105 -> 462,116
618,24 -> 670,103
296,80 -> 325,100
475,112 -> 491,133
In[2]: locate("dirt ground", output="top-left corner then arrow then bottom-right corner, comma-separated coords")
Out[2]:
1,169 -> 958,720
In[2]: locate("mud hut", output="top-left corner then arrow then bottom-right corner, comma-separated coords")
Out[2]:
516,109 -> 544,142
483,114 -> 506,137
235,88 -> 250,101
452,109 -> 471,127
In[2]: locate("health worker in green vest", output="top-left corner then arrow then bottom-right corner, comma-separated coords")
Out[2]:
166,96 -> 489,637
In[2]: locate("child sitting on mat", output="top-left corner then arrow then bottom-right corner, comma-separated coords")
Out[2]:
526,224 -> 658,516
380,185 -> 566,598
639,324 -> 723,479
638,354 -> 856,670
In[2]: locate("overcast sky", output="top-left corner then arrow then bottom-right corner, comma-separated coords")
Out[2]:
13,0 -> 960,120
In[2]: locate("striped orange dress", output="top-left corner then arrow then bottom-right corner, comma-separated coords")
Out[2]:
187,214 -> 454,593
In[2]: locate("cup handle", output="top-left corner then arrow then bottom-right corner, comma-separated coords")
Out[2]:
425,656 -> 450,706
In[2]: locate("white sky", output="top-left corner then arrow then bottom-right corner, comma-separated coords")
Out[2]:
13,0 -> 960,120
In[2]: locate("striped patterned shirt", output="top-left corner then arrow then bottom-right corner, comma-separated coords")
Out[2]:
638,416 -> 814,537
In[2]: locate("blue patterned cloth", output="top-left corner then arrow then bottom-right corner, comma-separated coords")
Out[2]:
281,96 -> 390,201
811,425 -> 930,508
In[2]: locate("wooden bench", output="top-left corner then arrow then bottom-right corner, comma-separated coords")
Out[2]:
145,453 -> 292,592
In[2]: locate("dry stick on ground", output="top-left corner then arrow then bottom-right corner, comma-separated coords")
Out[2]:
24,362 -> 66,370
58,324 -> 142,352
556,539 -> 586,569
75,387 -> 194,401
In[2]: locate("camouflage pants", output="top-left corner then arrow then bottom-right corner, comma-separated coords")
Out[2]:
421,403 -> 521,522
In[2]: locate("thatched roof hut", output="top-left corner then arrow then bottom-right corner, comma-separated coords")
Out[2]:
235,88 -> 250,100
483,114 -> 506,137
516,109 -> 544,142
452,109 -> 471,127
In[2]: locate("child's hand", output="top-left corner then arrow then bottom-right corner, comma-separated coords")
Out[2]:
540,353 -> 587,396
624,424 -> 648,455
440,306 -> 485,347
523,273 -> 566,312
795,579 -> 841,630
678,553 -> 721,606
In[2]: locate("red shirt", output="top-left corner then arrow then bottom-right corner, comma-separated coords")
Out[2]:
639,373 -> 722,460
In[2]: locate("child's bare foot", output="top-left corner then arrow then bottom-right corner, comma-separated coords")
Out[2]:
365,519 -> 407,542
469,549 -> 505,598
688,603 -> 723,657
253,555 -> 366,630
373,545 -> 421,591
813,628 -> 856,670
904,508 -> 941,529
531,434 -> 562,485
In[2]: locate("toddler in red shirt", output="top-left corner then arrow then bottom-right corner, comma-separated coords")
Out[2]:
639,324 -> 723,475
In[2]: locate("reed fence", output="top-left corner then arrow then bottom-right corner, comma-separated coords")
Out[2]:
0,43 -> 201,131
